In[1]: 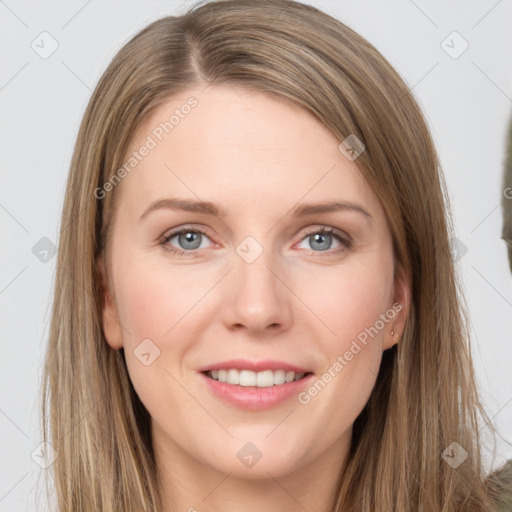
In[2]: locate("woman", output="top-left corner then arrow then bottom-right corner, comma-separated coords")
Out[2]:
41,0 -> 511,510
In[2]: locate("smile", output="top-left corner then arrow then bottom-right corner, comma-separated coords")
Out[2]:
204,369 -> 311,387
199,370 -> 315,410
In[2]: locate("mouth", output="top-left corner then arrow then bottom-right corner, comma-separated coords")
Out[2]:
199,368 -> 315,410
202,369 -> 314,387
198,359 -> 315,409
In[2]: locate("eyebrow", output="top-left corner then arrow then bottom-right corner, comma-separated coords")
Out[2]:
140,197 -> 372,222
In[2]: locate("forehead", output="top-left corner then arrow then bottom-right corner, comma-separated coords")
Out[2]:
116,85 -> 380,219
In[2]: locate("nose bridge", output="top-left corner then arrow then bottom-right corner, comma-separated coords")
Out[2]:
235,233 -> 282,300
225,233 -> 290,331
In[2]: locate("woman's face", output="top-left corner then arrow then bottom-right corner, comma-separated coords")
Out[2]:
99,85 -> 409,483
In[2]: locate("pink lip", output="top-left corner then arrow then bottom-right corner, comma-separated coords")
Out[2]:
197,359 -> 311,373
199,371 -> 315,410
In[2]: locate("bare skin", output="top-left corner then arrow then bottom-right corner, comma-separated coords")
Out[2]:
98,85 -> 410,512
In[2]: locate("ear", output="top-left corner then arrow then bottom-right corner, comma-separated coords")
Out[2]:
383,263 -> 411,351
96,255 -> 124,350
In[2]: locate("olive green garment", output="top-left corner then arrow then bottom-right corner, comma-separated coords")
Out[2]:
502,114 -> 512,274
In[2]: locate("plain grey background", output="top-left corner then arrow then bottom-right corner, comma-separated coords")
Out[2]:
1,1 -> 511,510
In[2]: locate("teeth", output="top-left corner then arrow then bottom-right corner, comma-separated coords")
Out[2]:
273,370 -> 286,385
206,369 -> 307,386
227,369 -> 239,385
240,370 -> 256,386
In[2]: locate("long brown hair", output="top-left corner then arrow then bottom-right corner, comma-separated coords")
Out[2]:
41,0 -> 507,510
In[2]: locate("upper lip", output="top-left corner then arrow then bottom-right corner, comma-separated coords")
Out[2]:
198,359 -> 313,374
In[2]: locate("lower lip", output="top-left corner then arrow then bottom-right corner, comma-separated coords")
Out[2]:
199,371 -> 314,410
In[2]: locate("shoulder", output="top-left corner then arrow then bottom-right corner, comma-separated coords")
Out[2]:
484,459 -> 512,511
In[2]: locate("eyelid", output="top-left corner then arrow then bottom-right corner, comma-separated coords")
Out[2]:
161,224 -> 212,240
298,225 -> 351,243
161,223 -> 350,242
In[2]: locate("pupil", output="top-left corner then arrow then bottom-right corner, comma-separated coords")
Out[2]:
311,232 -> 330,251
180,231 -> 201,250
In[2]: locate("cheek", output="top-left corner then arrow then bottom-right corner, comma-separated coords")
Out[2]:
113,261 -> 197,415
113,257 -> 217,391
305,260 -> 393,345
293,265 -> 392,423
300,258 -> 394,403
115,259 -> 202,344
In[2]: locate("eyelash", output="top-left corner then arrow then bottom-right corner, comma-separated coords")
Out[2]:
159,225 -> 352,258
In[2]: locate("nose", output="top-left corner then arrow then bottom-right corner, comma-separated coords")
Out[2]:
222,246 -> 292,336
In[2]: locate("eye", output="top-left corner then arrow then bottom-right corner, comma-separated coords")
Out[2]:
295,227 -> 351,256
160,226 -> 213,257
159,225 -> 351,258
